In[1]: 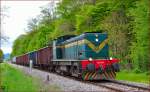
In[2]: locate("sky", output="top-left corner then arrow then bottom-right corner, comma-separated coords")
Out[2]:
1,1 -> 55,54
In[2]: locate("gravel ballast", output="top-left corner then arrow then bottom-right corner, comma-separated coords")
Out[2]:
10,64 -> 111,91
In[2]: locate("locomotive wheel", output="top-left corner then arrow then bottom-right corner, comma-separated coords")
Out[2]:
49,65 -> 54,72
71,66 -> 80,77
55,65 -> 61,74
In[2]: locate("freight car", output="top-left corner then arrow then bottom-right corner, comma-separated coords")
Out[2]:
13,32 -> 120,80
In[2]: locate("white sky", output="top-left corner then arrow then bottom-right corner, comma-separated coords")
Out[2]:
1,1 -> 54,54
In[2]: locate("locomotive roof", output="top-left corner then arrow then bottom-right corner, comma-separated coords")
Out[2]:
56,35 -> 76,40
61,32 -> 107,44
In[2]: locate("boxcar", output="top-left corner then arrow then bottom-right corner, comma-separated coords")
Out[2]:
16,54 -> 29,65
37,46 -> 52,68
29,51 -> 37,65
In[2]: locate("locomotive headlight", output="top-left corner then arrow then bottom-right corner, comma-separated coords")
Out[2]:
89,57 -> 93,61
110,57 -> 113,60
95,38 -> 99,42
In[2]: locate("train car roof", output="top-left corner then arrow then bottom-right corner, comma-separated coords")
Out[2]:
15,45 -> 52,57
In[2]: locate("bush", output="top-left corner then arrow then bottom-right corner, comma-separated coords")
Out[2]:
134,68 -> 142,73
145,71 -> 150,75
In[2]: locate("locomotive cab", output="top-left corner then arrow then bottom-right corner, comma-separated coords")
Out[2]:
53,35 -> 76,59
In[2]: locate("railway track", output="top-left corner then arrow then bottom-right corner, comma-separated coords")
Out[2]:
50,71 -> 150,92
11,63 -> 150,92
90,80 -> 150,92
107,79 -> 150,91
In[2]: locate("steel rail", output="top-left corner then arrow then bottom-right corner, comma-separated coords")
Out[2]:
107,79 -> 150,91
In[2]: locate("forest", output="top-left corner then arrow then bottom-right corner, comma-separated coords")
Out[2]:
11,0 -> 149,73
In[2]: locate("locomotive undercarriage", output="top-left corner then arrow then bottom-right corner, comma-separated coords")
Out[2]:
51,60 -> 81,77
50,60 -> 117,80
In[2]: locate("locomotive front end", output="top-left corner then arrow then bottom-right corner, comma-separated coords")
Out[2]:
80,33 -> 120,80
81,58 -> 120,80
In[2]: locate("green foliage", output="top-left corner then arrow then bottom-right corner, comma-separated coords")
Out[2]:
129,0 -> 149,72
0,49 -> 3,62
76,5 -> 94,34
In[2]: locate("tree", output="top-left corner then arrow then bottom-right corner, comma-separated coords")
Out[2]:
129,0 -> 149,72
0,49 -> 3,62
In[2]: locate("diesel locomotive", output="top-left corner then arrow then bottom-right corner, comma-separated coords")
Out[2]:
13,32 -> 120,80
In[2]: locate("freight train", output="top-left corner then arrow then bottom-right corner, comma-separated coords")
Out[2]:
12,32 -> 120,80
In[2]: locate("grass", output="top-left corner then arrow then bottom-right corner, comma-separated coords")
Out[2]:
0,63 -> 62,92
116,70 -> 150,84
0,63 -> 39,92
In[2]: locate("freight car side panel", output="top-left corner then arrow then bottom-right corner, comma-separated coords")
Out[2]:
19,54 -> 29,64
29,52 -> 37,65
37,47 -> 52,65
23,54 -> 29,65
16,56 -> 22,65
16,54 -> 29,65
16,57 -> 19,64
